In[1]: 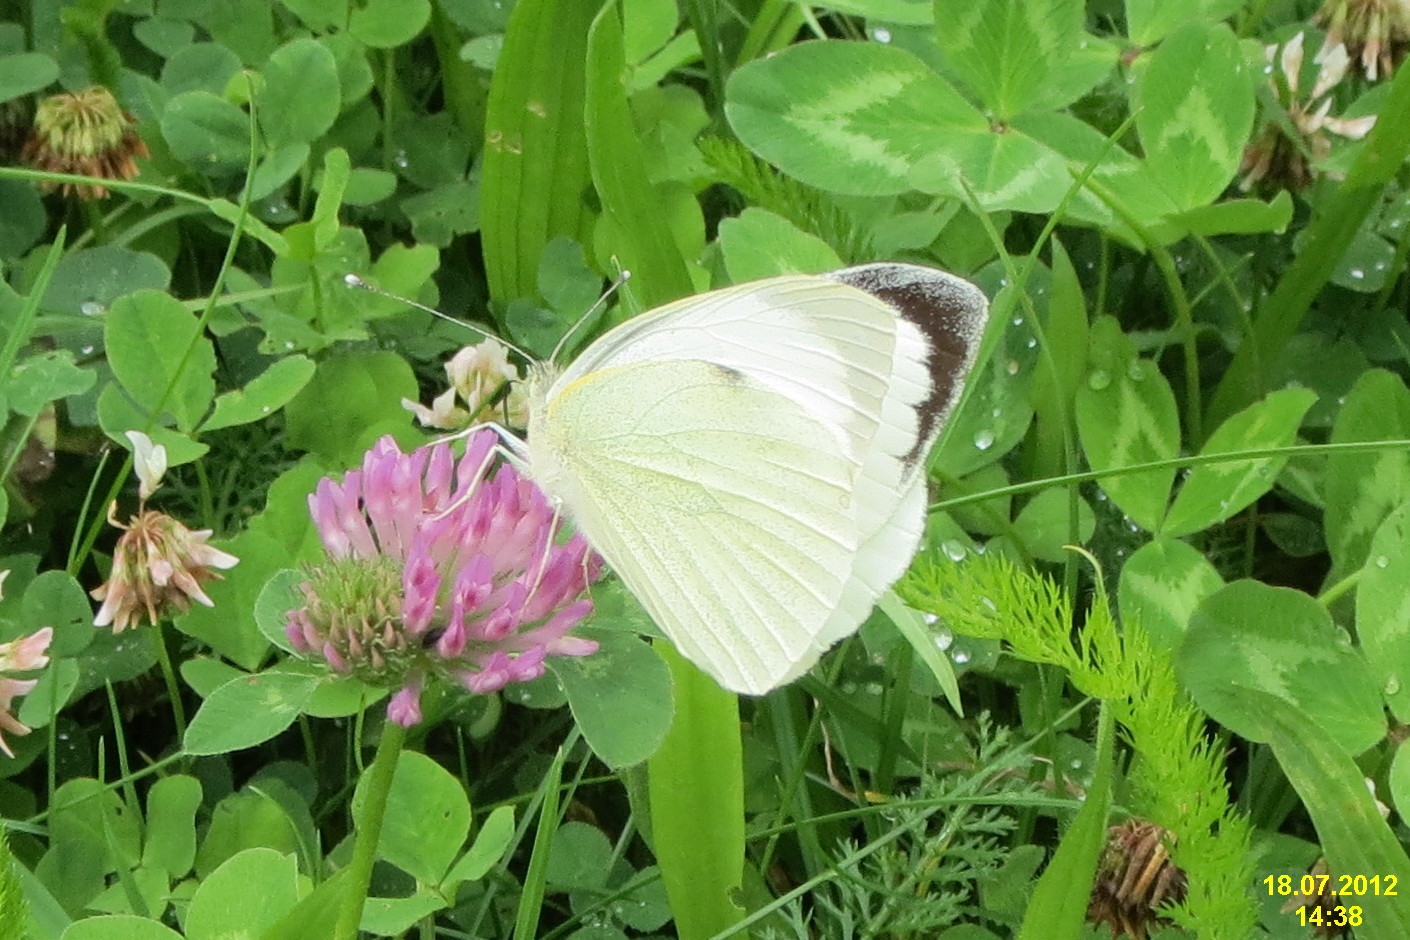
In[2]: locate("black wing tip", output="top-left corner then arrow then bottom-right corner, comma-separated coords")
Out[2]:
826,263 -> 990,462
827,263 -> 988,328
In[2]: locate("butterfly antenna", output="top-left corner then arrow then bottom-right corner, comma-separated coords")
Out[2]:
343,273 -> 537,364
547,269 -> 633,367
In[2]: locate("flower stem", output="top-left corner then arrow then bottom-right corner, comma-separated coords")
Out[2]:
153,621 -> 188,744
335,718 -> 407,940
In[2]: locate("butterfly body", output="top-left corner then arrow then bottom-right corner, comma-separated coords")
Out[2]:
526,264 -> 989,695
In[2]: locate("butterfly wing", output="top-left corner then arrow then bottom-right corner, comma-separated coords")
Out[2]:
818,264 -> 988,644
528,265 -> 988,694
531,357 -> 863,692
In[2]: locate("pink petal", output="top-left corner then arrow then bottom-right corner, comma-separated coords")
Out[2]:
388,678 -> 423,726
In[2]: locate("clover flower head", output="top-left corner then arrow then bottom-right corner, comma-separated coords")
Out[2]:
0,626 -> 53,758
1087,818 -> 1188,940
90,509 -> 240,633
22,86 -> 149,200
1240,31 -> 1378,192
287,431 -> 601,726
1316,0 -> 1410,80
403,338 -> 529,431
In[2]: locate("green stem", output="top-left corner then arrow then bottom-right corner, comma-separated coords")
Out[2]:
1079,179 -> 1203,441
761,689 -> 824,878
1317,567 -> 1362,607
735,0 -> 804,68
60,0 -> 123,89
429,0 -> 486,151
335,719 -> 407,940
298,715 -> 320,784
378,48 -> 400,174
153,620 -> 188,745
681,0 -> 727,118
1147,242 -> 1202,443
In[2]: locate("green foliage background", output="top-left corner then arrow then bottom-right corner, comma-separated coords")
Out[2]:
1,0 -> 1409,937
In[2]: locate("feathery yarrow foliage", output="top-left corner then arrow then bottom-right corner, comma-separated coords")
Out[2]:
763,718 -> 1041,938
697,136 -> 870,263
899,551 -> 1256,939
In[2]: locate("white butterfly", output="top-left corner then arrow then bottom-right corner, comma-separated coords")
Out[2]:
522,262 -> 990,695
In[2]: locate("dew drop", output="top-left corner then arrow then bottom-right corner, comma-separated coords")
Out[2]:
934,630 -> 954,651
1375,555 -> 1390,568
973,429 -> 995,451
80,301 -> 106,316
1386,675 -> 1402,696
1127,361 -> 1146,381
1349,267 -> 1365,279
1005,359 -> 1020,375
1087,370 -> 1111,390
872,27 -> 892,42
941,539 -> 968,561
951,649 -> 971,664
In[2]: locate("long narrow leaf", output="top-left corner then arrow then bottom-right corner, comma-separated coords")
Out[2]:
585,1 -> 694,308
1019,704 -> 1113,940
481,0 -> 598,302
1261,693 -> 1410,940
512,747 -> 566,940
648,645 -> 746,940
